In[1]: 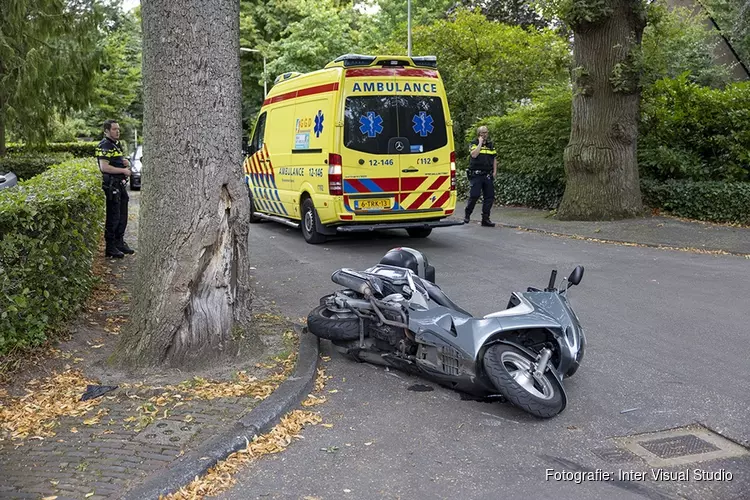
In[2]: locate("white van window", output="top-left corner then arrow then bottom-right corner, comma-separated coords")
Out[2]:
344,96 -> 447,155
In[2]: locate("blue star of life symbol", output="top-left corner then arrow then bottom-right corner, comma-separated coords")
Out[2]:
314,110 -> 324,138
412,112 -> 434,137
359,112 -> 384,138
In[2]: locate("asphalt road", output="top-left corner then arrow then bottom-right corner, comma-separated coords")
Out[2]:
220,221 -> 750,500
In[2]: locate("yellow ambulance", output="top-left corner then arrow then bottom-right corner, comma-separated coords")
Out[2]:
243,54 -> 462,244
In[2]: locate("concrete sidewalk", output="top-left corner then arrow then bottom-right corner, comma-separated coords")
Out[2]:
463,203 -> 750,256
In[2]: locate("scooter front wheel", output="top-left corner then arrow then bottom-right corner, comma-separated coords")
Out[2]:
306,305 -> 362,341
484,344 -> 564,418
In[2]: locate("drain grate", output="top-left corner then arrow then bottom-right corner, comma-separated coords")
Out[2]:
591,447 -> 642,464
615,425 -> 750,467
135,419 -> 199,447
638,434 -> 720,459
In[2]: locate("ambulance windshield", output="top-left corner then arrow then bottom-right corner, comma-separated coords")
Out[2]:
344,96 -> 447,155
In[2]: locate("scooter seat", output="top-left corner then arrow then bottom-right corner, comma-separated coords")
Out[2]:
422,280 -> 472,316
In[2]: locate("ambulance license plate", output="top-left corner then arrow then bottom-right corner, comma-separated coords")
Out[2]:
356,199 -> 391,210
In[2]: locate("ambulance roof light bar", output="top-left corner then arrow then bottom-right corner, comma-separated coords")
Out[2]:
327,54 -> 438,69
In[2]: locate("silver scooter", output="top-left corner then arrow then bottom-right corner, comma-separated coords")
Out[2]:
306,248 -> 585,418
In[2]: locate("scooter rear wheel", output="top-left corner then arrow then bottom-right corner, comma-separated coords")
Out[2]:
307,305 -> 362,341
484,344 -> 564,418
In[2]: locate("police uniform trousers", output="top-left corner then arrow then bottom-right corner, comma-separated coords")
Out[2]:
465,170 -> 495,219
103,181 -> 129,246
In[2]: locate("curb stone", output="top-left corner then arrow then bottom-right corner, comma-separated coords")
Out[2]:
121,326 -> 320,500
494,221 -> 750,257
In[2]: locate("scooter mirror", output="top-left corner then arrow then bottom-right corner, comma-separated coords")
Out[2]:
568,265 -> 584,286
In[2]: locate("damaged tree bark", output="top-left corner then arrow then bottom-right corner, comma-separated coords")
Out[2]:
115,0 -> 252,368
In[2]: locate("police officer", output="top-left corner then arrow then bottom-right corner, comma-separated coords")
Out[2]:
464,125 -> 496,227
97,120 -> 135,258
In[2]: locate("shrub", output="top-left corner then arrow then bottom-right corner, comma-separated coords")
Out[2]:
467,85 -> 571,187
0,153 -> 74,181
0,159 -> 104,355
6,141 -> 100,158
641,179 -> 750,224
639,76 -> 750,182
455,158 -> 564,210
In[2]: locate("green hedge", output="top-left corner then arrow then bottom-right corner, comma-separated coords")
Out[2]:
0,159 -> 104,355
456,159 -> 564,210
471,85 -> 571,186
0,153 -> 74,181
641,179 -> 750,224
457,171 -> 749,223
639,77 -> 750,182
6,141 -> 100,158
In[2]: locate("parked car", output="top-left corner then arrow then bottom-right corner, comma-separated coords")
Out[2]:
0,171 -> 18,191
129,145 -> 142,190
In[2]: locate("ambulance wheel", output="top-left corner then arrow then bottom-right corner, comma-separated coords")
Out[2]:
407,227 -> 432,238
301,198 -> 327,244
248,190 -> 262,223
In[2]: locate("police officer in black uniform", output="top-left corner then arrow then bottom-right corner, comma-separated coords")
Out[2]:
464,125 -> 496,227
96,120 -> 135,258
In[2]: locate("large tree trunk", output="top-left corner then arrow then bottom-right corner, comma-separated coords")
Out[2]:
0,96 -> 6,157
115,0 -> 252,368
558,0 -> 646,220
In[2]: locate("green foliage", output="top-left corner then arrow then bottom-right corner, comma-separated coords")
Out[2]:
455,158 -> 564,209
6,142 -> 99,158
265,0 -> 361,77
641,178 -> 750,224
642,2 -> 733,88
81,5 -> 143,141
358,0 -> 455,50
639,76 -> 750,181
702,0 -> 750,67
0,153 -> 73,180
610,47 -> 644,94
461,0 -> 553,30
559,0 -> 614,28
379,8 -> 570,155
0,0 -> 104,150
0,159 -> 104,355
471,85 -> 572,184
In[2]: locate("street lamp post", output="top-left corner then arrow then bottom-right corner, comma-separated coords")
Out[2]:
240,47 -> 267,98
407,0 -> 412,57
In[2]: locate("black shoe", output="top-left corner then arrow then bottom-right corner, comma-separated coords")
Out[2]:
106,247 -> 125,259
463,216 -> 470,224
116,240 -> 135,254
481,219 -> 496,227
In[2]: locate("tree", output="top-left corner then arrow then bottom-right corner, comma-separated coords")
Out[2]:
358,0 -> 455,50
459,0 -> 551,30
378,9 -> 570,153
0,0 -> 102,155
114,0 -> 253,368
641,2 -> 732,88
265,0 -> 362,77
82,5 -> 143,143
703,0 -> 750,66
556,0 -> 647,220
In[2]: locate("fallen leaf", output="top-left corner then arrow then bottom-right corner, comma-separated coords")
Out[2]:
364,442 -> 373,446
70,427 -> 78,433
42,496 -> 58,500
322,423 -> 333,428
85,493 -> 94,498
